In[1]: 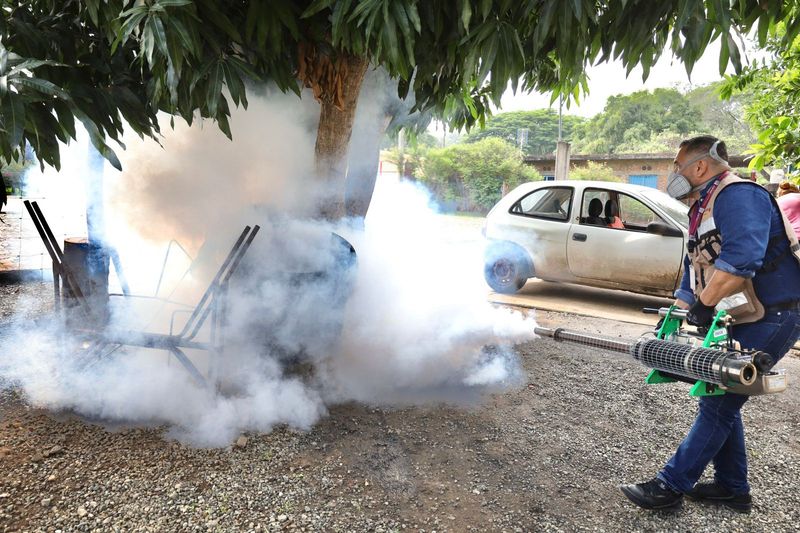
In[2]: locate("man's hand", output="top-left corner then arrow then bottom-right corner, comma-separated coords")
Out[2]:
686,299 -> 716,327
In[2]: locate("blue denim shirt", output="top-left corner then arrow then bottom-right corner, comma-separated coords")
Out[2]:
675,178 -> 800,306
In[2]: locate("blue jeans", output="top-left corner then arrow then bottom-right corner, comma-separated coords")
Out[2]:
658,310 -> 800,495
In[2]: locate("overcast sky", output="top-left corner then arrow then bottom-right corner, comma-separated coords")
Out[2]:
498,38 -> 756,118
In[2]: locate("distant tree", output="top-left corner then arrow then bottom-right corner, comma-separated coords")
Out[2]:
569,161 -> 622,182
684,81 -> 756,152
382,130 -> 438,178
720,26 -> 800,175
463,110 -> 584,156
418,138 -> 540,212
571,89 -> 700,154
615,128 -> 753,155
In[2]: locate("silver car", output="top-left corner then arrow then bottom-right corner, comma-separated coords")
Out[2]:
483,180 -> 689,297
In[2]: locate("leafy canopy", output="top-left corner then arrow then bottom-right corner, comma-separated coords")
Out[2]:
565,83 -> 756,155
1,1 -> 798,170
720,23 -> 800,174
570,88 -> 699,154
463,109 -> 584,156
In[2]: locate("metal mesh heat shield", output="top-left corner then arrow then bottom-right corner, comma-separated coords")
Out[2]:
631,339 -> 754,386
533,326 -> 757,387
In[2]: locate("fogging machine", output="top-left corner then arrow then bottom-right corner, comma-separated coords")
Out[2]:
534,306 -> 787,396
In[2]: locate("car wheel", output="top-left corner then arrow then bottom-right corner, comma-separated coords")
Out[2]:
484,255 -> 528,294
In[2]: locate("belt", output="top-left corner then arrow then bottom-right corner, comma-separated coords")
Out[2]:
764,300 -> 800,314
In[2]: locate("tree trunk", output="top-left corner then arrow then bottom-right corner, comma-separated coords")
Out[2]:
313,54 -> 369,221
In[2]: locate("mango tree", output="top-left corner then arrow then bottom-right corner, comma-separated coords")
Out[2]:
1,1 -> 799,219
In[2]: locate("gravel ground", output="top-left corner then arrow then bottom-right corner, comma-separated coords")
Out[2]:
1,281 -> 799,532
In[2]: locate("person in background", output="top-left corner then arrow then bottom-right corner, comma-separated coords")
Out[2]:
777,180 -> 800,237
778,181 -> 800,196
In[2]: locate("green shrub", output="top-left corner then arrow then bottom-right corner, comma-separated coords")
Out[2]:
568,161 -> 623,182
417,137 -> 541,212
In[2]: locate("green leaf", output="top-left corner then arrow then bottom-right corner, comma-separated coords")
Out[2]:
9,59 -> 64,72
73,108 -> 122,171
570,0 -> 582,20
391,1 -> 415,64
170,17 -> 198,57
1,94 -> 25,148
480,0 -> 492,20
86,0 -> 100,26
142,19 -> 156,65
13,77 -> 71,101
404,2 -> 421,33
197,0 -> 242,41
726,33 -> 741,73
111,11 -> 147,55
460,0 -> 473,32
222,62 -> 245,107
718,34 -> 729,76
217,110 -> 231,139
206,62 -> 223,117
302,0 -> 335,18
52,100 -> 77,141
150,16 -> 170,59
477,33 -> 498,85
157,0 -> 193,7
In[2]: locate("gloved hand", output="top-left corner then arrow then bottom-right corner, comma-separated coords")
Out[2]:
686,299 -> 715,327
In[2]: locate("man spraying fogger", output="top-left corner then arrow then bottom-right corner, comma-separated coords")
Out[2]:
620,135 -> 800,513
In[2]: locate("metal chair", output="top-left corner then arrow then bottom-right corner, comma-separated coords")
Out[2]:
80,225 -> 260,387
23,200 -> 93,315
23,199 -> 260,387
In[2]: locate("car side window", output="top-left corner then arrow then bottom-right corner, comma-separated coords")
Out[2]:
580,189 -> 611,226
618,193 -> 666,231
510,187 -> 572,221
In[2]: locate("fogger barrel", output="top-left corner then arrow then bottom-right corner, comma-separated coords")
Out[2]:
534,327 -> 757,387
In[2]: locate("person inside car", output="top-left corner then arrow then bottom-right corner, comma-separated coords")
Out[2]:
604,199 -> 624,229
585,198 -> 605,226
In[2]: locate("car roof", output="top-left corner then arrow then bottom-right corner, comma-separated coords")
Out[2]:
514,180 -> 655,195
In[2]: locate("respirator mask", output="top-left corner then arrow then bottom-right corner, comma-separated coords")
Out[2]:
666,140 -> 729,199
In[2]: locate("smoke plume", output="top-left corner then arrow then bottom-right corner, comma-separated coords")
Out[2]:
0,88 -> 535,446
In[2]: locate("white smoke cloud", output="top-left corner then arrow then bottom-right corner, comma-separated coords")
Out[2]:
0,88 -> 536,447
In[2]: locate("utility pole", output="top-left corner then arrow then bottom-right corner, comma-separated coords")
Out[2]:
555,93 -> 570,180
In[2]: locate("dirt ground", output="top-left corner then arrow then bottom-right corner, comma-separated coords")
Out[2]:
1,284 -> 799,532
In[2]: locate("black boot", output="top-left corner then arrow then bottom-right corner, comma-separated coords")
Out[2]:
620,478 -> 683,510
685,481 -> 752,513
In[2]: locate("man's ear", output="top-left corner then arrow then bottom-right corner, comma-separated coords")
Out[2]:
696,158 -> 708,177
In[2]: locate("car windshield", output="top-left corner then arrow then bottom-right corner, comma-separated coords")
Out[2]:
639,189 -> 689,229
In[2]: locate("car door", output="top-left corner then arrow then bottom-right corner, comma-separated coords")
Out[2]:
566,188 -> 685,290
503,185 -> 574,279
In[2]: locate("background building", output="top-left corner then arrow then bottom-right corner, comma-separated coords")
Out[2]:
524,153 -> 751,190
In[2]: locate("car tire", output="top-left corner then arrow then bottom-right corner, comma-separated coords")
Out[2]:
484,244 -> 531,294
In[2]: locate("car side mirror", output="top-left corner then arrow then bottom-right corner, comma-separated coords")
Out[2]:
647,221 -> 683,237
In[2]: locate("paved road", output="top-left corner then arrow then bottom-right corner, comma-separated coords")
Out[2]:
489,278 -> 673,326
